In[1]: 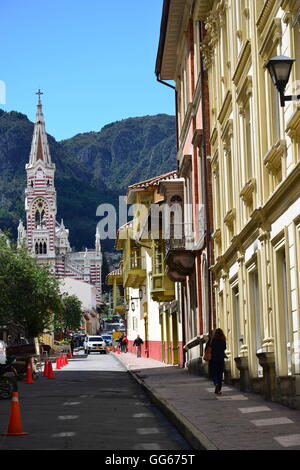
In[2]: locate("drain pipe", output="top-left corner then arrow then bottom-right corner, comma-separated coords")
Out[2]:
156,74 -> 179,155
199,22 -> 214,334
156,74 -> 186,367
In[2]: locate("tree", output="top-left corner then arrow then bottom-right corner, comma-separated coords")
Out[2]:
0,236 -> 63,339
53,293 -> 82,338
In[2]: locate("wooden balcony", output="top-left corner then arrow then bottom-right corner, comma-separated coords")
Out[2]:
124,254 -> 146,289
151,273 -> 175,302
106,267 -> 123,286
113,296 -> 126,315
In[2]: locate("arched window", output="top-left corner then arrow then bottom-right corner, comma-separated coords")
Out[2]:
33,199 -> 47,228
43,242 -> 47,254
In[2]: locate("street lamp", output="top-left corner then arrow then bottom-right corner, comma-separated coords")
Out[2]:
266,56 -> 300,107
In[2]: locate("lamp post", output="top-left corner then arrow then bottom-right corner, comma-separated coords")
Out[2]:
266,56 -> 300,107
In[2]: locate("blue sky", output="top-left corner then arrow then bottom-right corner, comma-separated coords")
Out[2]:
0,0 -> 175,140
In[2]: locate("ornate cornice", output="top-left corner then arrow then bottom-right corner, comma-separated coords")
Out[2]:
232,40 -> 251,87
224,209 -> 236,229
259,18 -> 282,59
236,76 -> 253,106
285,105 -> 300,139
257,0 -> 278,35
263,140 -> 287,174
240,178 -> 256,205
217,90 -> 232,125
200,0 -> 226,69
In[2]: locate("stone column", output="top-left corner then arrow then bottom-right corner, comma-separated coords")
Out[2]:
234,356 -> 251,392
235,249 -> 250,391
257,228 -> 276,400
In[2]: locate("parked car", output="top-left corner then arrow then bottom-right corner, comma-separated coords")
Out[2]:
83,335 -> 106,355
101,334 -> 113,347
0,340 -> 6,365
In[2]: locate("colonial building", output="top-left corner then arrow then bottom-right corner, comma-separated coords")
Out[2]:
107,172 -> 184,365
202,0 -> 300,408
156,0 -> 300,409
17,92 -> 102,317
155,0 -> 215,374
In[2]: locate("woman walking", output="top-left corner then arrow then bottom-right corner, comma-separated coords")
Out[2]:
210,328 -> 227,395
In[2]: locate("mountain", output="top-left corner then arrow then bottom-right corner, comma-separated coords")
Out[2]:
0,109 -> 176,252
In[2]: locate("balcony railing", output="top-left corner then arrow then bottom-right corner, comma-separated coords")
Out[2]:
124,253 -> 146,288
151,273 -> 175,302
165,221 -> 196,280
113,296 -> 125,313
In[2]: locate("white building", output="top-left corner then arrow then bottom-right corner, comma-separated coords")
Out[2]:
59,277 -> 99,334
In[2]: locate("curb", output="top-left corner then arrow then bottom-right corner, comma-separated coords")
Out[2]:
111,353 -> 218,451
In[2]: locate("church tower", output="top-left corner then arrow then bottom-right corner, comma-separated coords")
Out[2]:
22,90 -> 59,270
18,91 -> 102,306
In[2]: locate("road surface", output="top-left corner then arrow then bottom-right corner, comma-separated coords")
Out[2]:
0,351 -> 191,450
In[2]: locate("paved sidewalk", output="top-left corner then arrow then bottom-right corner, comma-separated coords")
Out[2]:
112,351 -> 300,451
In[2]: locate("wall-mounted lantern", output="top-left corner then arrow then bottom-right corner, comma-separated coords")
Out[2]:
266,56 -> 300,107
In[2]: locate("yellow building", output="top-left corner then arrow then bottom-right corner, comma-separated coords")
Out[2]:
199,0 -> 300,407
108,172 -> 184,365
155,0 -> 300,407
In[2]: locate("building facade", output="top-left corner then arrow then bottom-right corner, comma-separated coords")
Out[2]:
107,172 -> 184,365
202,0 -> 300,408
155,0 -> 215,374
156,0 -> 300,408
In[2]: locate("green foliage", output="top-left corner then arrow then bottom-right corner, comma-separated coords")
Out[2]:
53,293 -> 82,337
0,237 -> 63,339
0,110 -> 176,251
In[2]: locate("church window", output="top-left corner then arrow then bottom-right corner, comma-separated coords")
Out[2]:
34,238 -> 47,255
33,199 -> 47,228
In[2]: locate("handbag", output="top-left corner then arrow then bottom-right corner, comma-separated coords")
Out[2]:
204,345 -> 212,361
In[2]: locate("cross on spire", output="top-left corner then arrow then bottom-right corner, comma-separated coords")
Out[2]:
36,89 -> 43,104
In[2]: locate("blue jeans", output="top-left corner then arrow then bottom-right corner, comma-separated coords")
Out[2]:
211,359 -> 224,387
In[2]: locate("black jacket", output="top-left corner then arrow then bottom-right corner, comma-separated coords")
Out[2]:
133,337 -> 143,346
210,338 -> 226,361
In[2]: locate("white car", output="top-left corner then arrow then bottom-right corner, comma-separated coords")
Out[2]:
83,335 -> 106,355
0,340 -> 6,364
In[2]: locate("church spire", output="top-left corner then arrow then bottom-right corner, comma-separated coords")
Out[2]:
28,90 -> 52,167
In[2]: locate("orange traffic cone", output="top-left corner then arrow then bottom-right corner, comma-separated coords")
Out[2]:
47,360 -> 55,379
117,348 -> 120,355
61,355 -> 65,367
65,354 -> 68,365
56,357 -> 61,370
43,360 -> 49,377
25,363 -> 33,384
1,392 -> 28,436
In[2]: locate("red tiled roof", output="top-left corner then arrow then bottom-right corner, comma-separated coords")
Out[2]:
127,171 -> 178,191
107,266 -> 123,277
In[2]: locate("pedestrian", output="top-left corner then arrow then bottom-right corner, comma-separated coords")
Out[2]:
133,335 -> 143,358
117,334 -> 124,352
70,338 -> 75,355
122,335 -> 128,353
210,328 -> 227,395
203,332 -> 213,379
